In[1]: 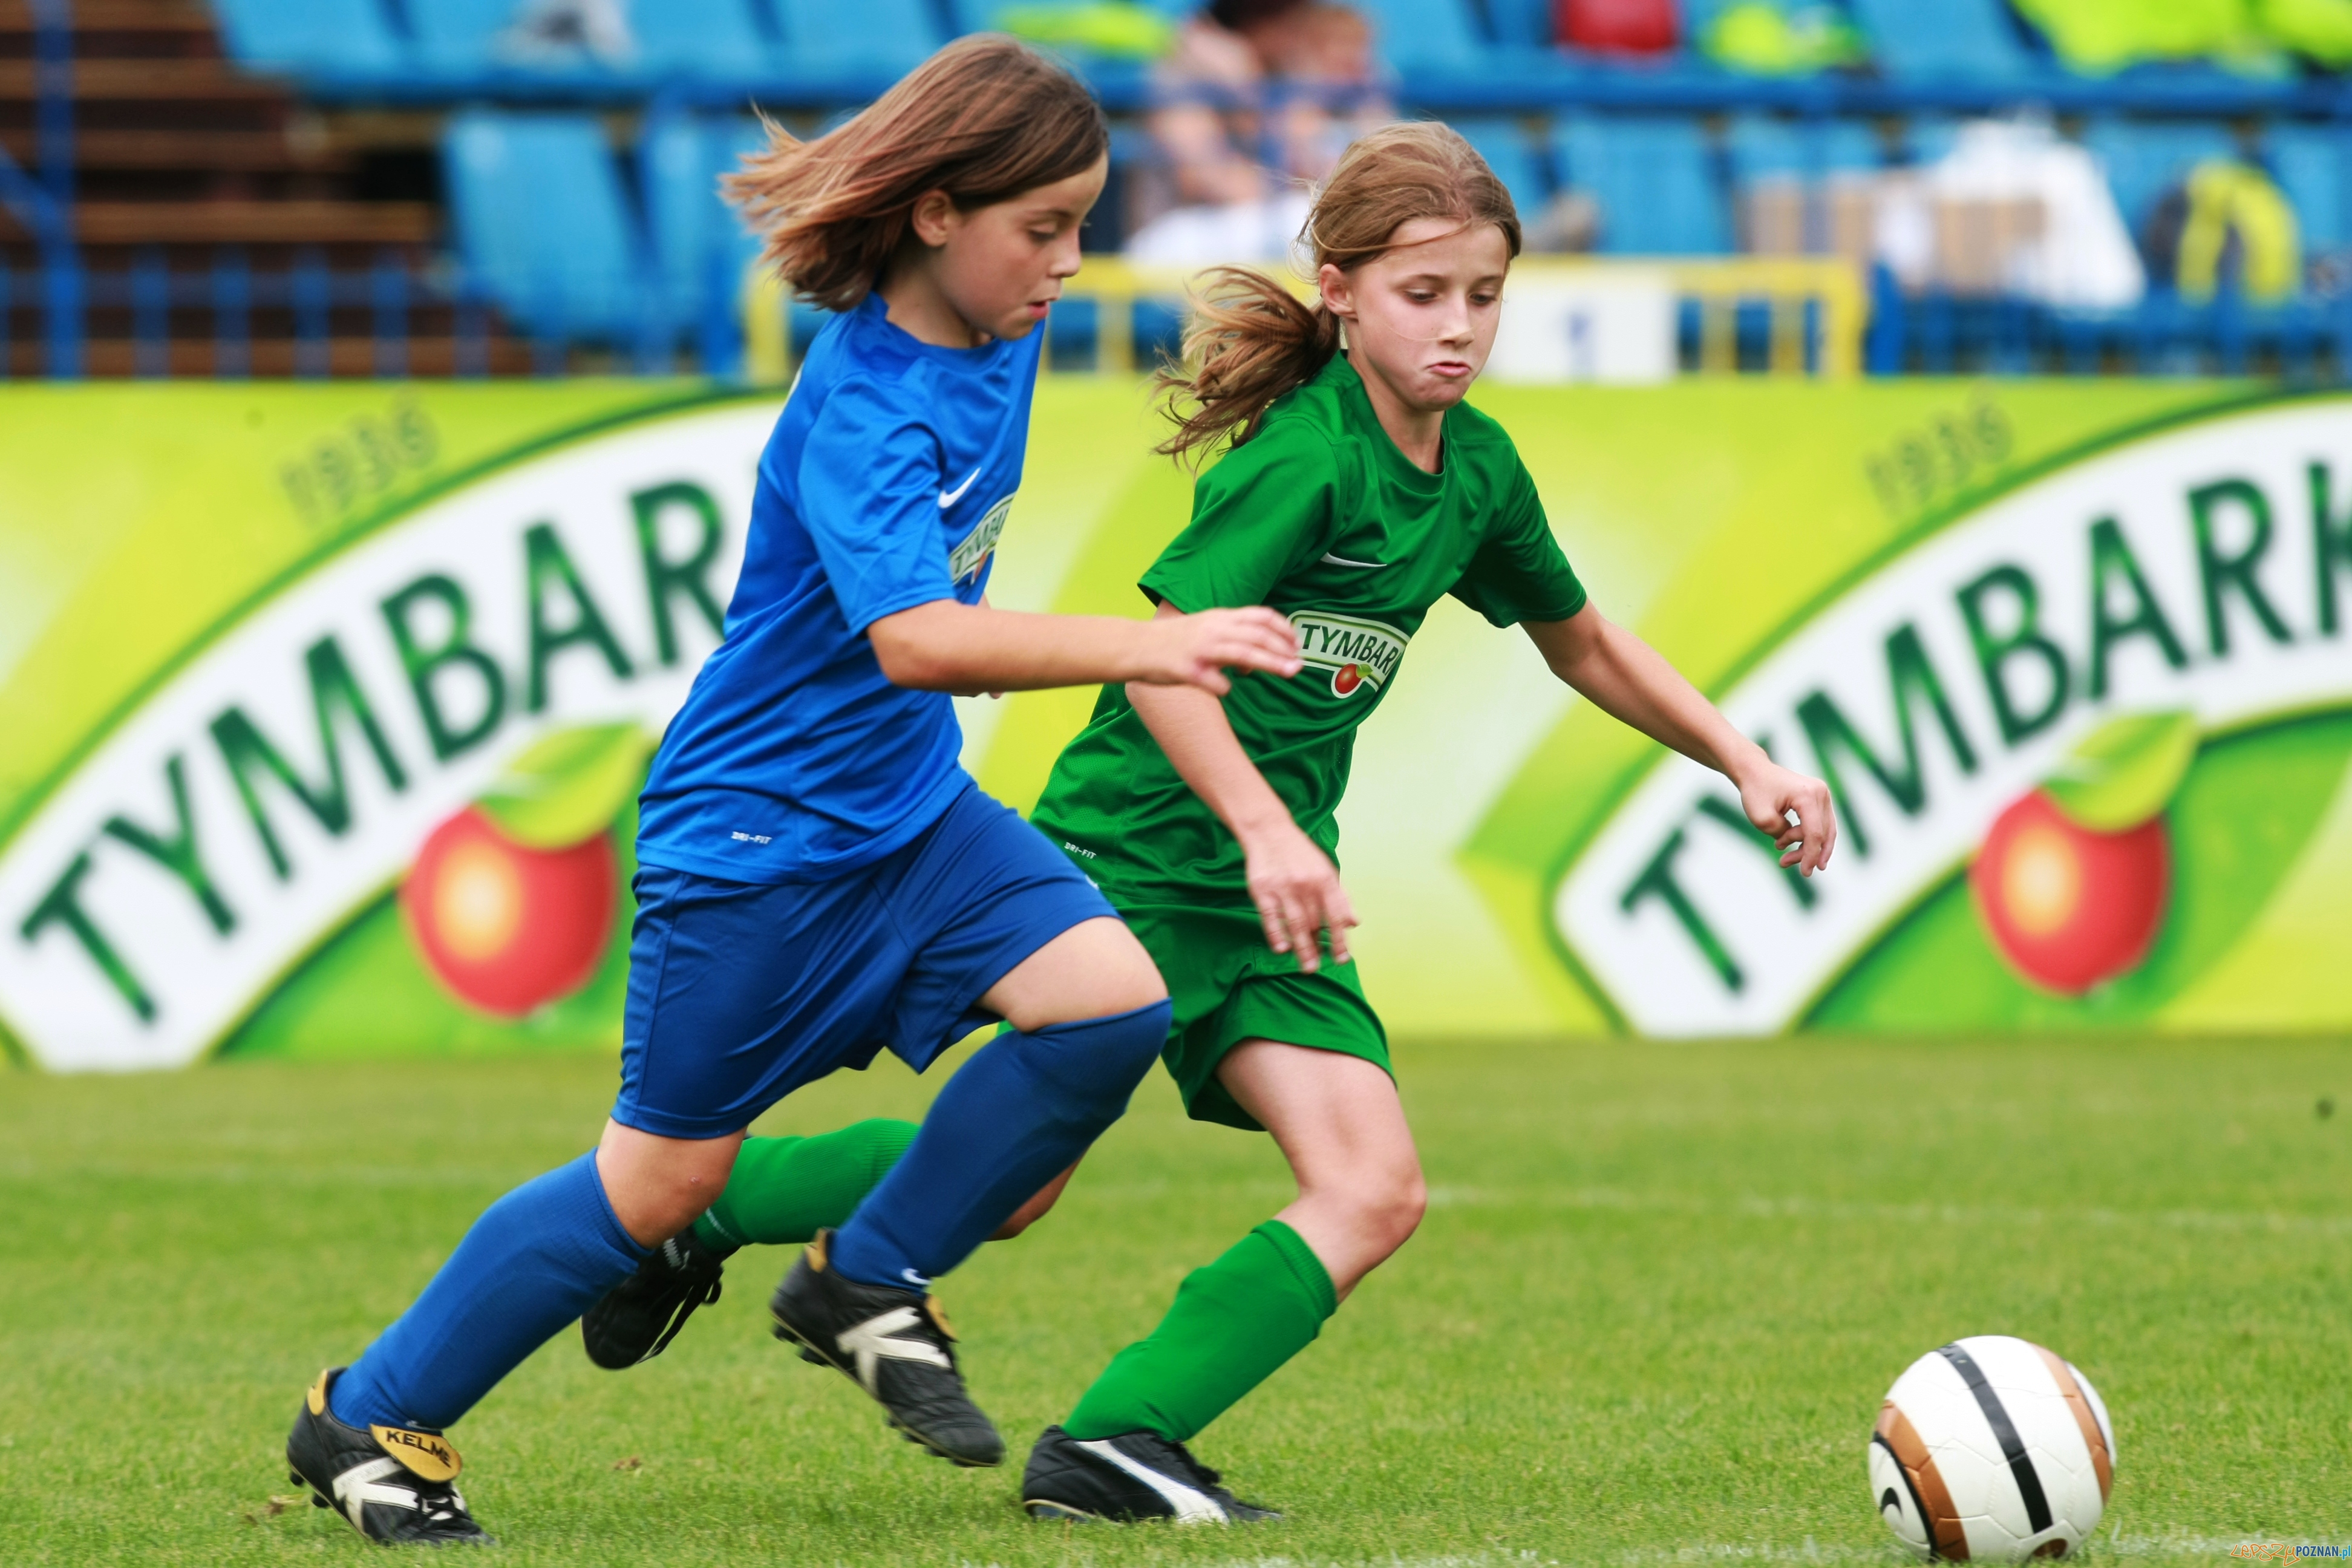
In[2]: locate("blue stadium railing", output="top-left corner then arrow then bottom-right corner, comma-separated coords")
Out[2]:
1865,270 -> 2352,380
16,242 -> 2352,384
2,0 -> 79,376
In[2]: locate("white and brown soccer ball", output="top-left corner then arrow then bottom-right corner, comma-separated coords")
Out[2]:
1869,1334 -> 2116,1561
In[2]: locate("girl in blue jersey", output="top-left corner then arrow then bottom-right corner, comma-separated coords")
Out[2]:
285,38 -> 1303,1544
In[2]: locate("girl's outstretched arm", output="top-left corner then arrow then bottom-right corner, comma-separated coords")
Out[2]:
870,599 -> 1302,696
1524,605 -> 1838,877
1126,606 -> 1358,970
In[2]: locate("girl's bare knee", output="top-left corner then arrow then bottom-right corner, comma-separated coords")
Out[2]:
1373,1168 -> 1428,1254
990,1163 -> 1077,1240
1311,1154 -> 1425,1260
598,1129 -> 741,1247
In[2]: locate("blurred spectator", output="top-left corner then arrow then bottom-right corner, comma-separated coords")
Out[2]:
1126,0 -> 1390,264
1873,119 -> 2143,306
500,0 -> 633,65
2010,0 -> 2352,73
997,2 -> 1180,59
1558,0 -> 1676,54
1700,2 -> 1866,74
2145,162 -> 2301,302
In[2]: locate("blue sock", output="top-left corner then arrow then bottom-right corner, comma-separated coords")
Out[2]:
829,999 -> 1171,1289
329,1151 -> 647,1431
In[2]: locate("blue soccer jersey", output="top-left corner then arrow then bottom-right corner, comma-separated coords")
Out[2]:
638,292 -> 1041,883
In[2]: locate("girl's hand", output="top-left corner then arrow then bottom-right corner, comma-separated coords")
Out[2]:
1137,607 -> 1302,694
1238,817 -> 1357,973
1736,759 -> 1838,876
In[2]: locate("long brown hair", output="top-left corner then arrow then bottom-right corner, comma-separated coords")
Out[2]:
1156,122 -> 1521,462
727,36 -> 1108,312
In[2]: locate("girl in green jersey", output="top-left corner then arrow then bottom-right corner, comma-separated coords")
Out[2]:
580,121 -> 1837,1524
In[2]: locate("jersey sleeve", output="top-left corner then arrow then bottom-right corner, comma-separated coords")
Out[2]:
1140,423 -> 1340,610
1449,461 -> 1588,627
795,376 -> 958,632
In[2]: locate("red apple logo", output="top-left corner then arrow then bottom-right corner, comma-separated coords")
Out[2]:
400,724 -> 651,1018
1968,711 -> 2196,996
403,808 -> 615,1016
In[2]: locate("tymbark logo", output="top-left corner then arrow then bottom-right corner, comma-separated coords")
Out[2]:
950,494 -> 1013,584
1289,611 -> 1408,699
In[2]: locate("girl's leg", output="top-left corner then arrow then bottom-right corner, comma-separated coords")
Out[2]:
693,1120 -> 922,1253
771,917 -> 1170,1469
1059,1040 -> 1423,1445
1221,1039 -> 1426,1300
329,1125 -> 740,1432
598,1122 -> 746,1245
688,1126 -> 1073,1256
675,907 -> 1124,1264
823,916 -> 1171,1289
586,1128 -> 1078,1374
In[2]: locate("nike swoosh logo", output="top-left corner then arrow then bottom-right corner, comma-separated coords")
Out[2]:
1322,553 -> 1386,569
939,468 -> 982,508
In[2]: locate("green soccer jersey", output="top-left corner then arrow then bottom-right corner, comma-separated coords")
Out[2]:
1031,351 -> 1586,904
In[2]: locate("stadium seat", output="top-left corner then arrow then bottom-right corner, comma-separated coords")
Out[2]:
404,0 -> 517,72
1557,115 -> 1728,254
1676,0 -> 1739,39
2265,124 -> 2351,253
1726,116 -> 1797,185
939,0 -> 1194,37
642,114 -> 773,333
1481,0 -> 1553,49
1902,116 -> 1963,168
1451,118 -> 1550,217
1845,0 -> 2050,83
208,0 -> 408,73
1726,116 -> 1882,182
627,0 -> 779,75
773,0 -> 946,76
2083,119 -> 2241,240
1355,0 -> 1488,71
442,111 -> 648,341
1725,117 -> 1880,259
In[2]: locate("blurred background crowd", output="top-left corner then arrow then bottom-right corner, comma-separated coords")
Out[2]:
5,0 -> 2352,377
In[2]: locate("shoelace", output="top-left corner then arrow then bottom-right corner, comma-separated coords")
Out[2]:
414,1485 -> 469,1528
644,1276 -> 722,1360
1165,1439 -> 1226,1491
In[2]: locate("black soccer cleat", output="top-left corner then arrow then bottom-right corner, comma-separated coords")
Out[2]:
581,1228 -> 728,1368
1021,1424 -> 1279,1524
768,1229 -> 1004,1468
285,1368 -> 492,1546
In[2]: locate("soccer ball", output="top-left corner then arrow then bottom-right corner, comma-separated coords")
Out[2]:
1868,1334 -> 2116,1561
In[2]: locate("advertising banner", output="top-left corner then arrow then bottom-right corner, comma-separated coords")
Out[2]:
2,376 -> 2348,1071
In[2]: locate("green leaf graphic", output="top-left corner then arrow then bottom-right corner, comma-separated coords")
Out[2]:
477,723 -> 652,849
2042,709 -> 2199,832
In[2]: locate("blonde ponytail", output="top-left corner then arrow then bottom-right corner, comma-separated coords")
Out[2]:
1154,266 -> 1340,460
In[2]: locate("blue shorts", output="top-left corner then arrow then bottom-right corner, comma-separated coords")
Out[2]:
615,782 -> 1117,1140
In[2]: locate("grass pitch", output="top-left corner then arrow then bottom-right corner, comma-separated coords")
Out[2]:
2,1034 -> 2347,1566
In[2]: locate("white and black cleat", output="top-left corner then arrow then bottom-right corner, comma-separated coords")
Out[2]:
768,1229 -> 1004,1468
286,1368 -> 492,1546
1022,1424 -> 1279,1524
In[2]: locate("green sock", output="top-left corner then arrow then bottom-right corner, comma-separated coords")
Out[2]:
690,1119 -> 919,1255
1063,1219 -> 1338,1443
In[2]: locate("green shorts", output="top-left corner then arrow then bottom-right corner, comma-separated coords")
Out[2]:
1116,898 -> 1392,1132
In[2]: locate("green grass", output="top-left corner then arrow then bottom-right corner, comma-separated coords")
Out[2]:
2,1035 -> 2348,1566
